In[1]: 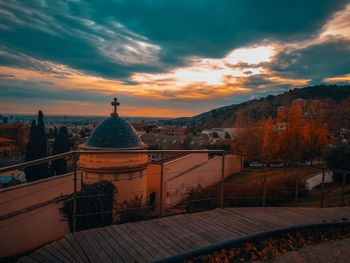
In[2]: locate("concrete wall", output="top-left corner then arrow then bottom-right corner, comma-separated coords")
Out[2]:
146,154 -> 242,211
164,154 -> 242,208
1,153 -> 242,258
0,173 -> 81,258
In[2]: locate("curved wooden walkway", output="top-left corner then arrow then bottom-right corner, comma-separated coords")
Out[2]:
18,207 -> 350,263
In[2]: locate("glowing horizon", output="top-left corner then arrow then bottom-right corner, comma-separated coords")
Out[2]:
0,2 -> 349,117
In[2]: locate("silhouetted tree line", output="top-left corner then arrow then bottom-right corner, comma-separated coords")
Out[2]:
25,111 -> 71,181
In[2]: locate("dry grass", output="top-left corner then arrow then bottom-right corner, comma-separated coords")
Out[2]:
298,183 -> 350,207
225,166 -> 322,185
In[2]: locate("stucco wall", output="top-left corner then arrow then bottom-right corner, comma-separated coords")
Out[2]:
0,173 -> 81,258
0,202 -> 69,258
164,154 -> 242,208
146,154 -> 242,211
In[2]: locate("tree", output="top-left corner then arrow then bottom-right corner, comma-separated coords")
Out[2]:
51,126 -> 70,175
326,145 -> 350,183
231,122 -> 264,163
302,118 -> 328,164
25,111 -> 49,181
262,117 -> 278,164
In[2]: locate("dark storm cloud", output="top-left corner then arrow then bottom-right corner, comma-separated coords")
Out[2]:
0,0 -> 347,79
265,38 -> 350,84
100,0 -> 347,58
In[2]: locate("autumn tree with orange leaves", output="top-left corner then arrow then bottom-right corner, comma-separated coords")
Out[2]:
235,102 -> 329,166
262,103 -> 329,166
231,121 -> 264,163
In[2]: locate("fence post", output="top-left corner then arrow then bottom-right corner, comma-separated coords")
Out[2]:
80,171 -> 84,189
159,152 -> 164,217
262,165 -> 267,207
220,152 -> 225,209
73,152 -> 77,232
341,172 -> 346,207
294,174 -> 299,207
320,169 -> 325,208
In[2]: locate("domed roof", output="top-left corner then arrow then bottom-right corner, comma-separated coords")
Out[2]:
82,115 -> 145,149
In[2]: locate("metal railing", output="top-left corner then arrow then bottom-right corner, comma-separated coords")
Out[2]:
0,150 -> 349,233
0,150 -> 225,232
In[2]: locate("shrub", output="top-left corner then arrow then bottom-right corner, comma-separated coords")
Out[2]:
326,145 -> 350,183
116,193 -> 149,224
60,180 -> 116,232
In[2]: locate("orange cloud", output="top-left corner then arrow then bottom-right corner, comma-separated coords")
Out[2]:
323,74 -> 350,83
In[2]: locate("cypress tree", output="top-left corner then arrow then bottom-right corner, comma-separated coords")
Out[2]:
51,126 -> 70,175
24,111 -> 49,181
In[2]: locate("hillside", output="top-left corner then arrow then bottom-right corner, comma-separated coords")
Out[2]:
162,85 -> 350,128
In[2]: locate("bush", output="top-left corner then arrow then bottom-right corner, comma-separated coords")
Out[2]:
60,181 -> 116,232
326,145 -> 350,183
116,194 -> 149,224
179,175 -> 307,210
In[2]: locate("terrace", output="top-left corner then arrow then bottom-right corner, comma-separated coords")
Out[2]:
0,150 -> 349,262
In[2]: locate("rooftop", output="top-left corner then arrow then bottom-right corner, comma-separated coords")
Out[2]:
82,98 -> 146,149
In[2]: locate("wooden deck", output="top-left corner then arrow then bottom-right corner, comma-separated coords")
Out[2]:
18,207 -> 350,263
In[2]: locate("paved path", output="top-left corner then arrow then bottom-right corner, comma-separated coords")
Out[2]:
18,207 -> 350,263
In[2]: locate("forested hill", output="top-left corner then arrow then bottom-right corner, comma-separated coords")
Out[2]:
162,85 -> 350,128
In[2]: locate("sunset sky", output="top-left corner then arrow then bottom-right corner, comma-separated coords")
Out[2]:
0,1 -> 350,117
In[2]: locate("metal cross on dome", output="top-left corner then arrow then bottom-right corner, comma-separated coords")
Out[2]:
111,97 -> 120,115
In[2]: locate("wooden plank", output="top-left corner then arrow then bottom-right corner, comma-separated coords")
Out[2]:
46,242 -> 75,263
184,213 -> 233,243
17,256 -> 39,263
210,210 -> 262,235
263,207 -> 313,225
227,208 -> 284,229
22,207 -> 350,263
89,228 -> 124,262
65,233 -> 90,263
159,215 -> 204,249
83,230 -> 113,263
295,208 -> 338,221
112,224 -> 153,262
135,220 -> 181,255
109,225 -> 148,263
123,221 -> 170,259
140,218 -> 189,253
102,226 -> 135,263
323,208 -> 350,219
118,222 -> 161,261
224,208 -> 280,230
27,253 -> 47,263
162,215 -> 210,247
190,211 -> 246,239
73,231 -> 102,263
154,216 -> 198,250
174,214 -> 216,244
294,207 -> 348,222
57,238 -> 82,263
231,208 -> 298,227
34,248 -> 62,263
130,221 -> 174,258
288,208 -> 330,222
204,210 -> 256,235
217,209 -> 269,233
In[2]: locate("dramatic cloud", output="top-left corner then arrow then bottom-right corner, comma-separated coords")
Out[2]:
0,0 -> 349,117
